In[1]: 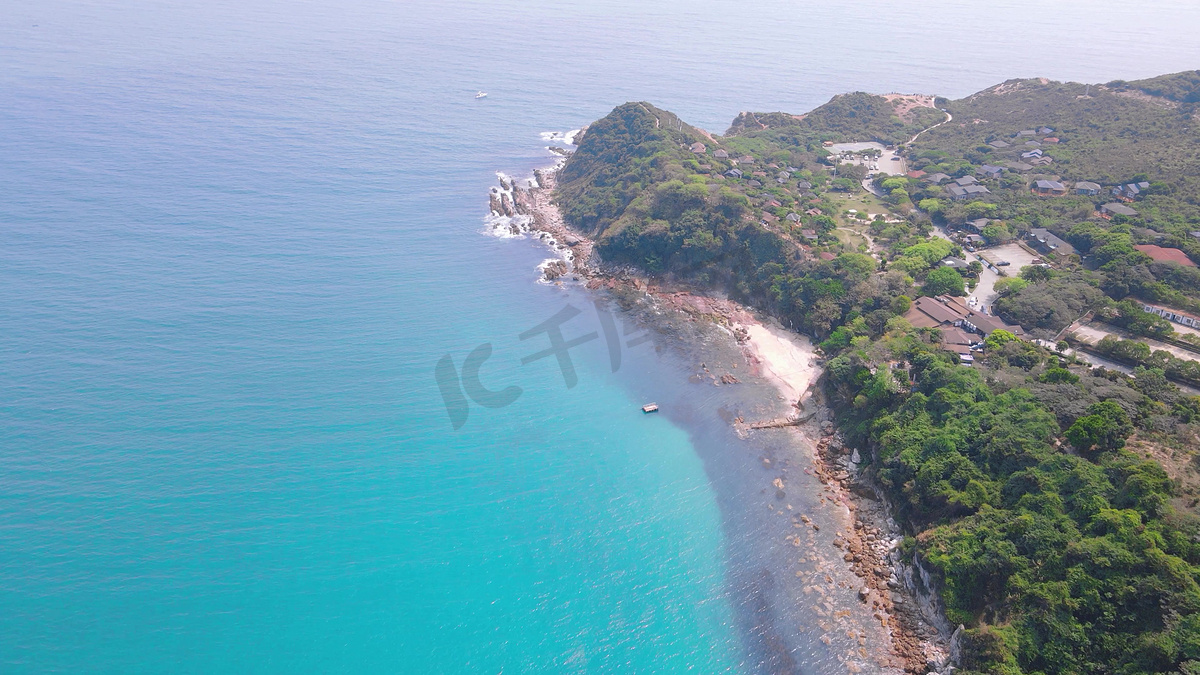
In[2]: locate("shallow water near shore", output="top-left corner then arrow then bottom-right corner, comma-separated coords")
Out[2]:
4,0 -> 1200,672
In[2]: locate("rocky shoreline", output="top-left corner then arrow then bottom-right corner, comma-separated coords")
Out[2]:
808,411 -> 956,674
492,154 -> 956,674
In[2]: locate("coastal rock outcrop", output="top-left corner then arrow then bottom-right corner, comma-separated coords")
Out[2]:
540,260 -> 568,282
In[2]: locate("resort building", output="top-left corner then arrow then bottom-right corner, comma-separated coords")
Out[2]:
1028,228 -> 1075,255
979,165 -> 1004,179
1113,181 -> 1150,201
1141,303 -> 1200,328
1134,244 -> 1196,267
947,184 -> 991,201
1100,202 -> 1138,218
903,295 -> 1025,338
1032,180 -> 1067,196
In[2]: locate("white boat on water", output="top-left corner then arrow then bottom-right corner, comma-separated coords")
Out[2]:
475,91 -> 488,99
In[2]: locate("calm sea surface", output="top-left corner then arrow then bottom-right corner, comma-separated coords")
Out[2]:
2,1 -> 1198,671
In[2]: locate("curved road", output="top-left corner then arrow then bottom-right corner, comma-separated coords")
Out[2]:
906,109 -> 952,145
862,108 -> 953,194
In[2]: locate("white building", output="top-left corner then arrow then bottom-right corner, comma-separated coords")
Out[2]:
1143,303 -> 1199,328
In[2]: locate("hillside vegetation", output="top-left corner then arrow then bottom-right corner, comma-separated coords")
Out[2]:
554,75 -> 1200,674
828,329 -> 1200,675
727,92 -> 946,145
918,78 -> 1200,207
1120,70 -> 1200,103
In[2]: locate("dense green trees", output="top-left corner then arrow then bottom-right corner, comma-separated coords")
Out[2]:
892,238 -> 955,276
827,331 -> 1200,675
923,266 -> 967,296
1098,299 -> 1176,338
994,275 -> 1106,338
1066,400 -> 1133,453
1091,336 -> 1200,387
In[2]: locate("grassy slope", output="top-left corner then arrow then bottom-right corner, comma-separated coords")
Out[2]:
917,78 -> 1200,206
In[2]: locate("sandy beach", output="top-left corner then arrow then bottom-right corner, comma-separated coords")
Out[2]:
740,321 -> 819,406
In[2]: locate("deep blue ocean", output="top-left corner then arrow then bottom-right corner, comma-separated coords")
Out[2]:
2,1 -> 1199,672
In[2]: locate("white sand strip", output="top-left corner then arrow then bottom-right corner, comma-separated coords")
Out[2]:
741,321 -> 818,406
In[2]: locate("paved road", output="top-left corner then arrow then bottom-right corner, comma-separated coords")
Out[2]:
1067,343 -> 1200,396
928,223 -> 1001,313
857,110 -> 951,195
876,147 -> 906,176
1071,322 -> 1200,364
968,263 -> 1002,315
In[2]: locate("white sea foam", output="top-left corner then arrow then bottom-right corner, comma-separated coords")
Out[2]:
539,129 -> 581,146
484,138 -> 579,281
483,212 -> 532,239
483,172 -> 532,239
534,258 -> 564,285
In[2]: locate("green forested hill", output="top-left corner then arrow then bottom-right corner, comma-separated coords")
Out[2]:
555,98 -> 903,334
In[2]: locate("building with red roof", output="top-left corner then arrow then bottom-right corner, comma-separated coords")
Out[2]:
1134,244 -> 1196,267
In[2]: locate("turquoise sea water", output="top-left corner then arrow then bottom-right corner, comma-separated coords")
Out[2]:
3,1 -> 1200,672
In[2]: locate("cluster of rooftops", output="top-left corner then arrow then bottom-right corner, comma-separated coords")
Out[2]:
936,174 -> 991,201
903,295 -> 1025,364
920,126 -> 1158,214
956,218 -> 1195,266
686,133 -> 1170,265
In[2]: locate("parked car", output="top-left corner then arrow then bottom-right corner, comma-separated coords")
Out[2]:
996,261 -> 1011,266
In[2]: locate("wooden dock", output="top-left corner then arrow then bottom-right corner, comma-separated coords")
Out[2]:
747,411 -> 815,429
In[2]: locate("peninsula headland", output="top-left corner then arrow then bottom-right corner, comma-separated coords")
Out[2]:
497,71 -> 1200,675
